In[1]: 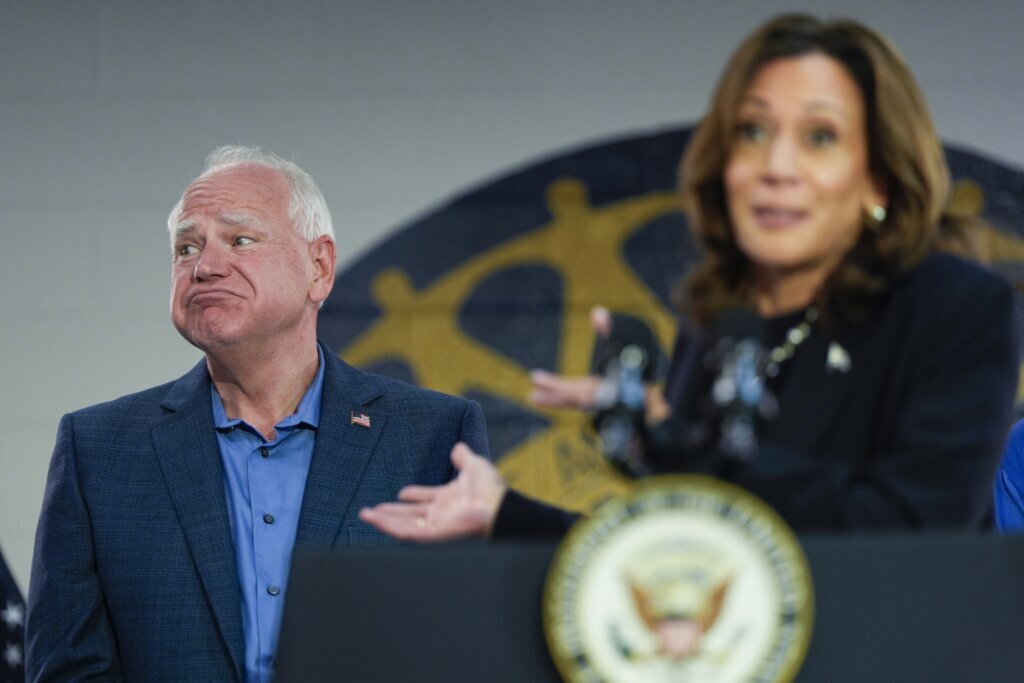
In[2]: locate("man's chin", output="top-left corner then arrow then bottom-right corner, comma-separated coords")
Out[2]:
177,325 -> 247,353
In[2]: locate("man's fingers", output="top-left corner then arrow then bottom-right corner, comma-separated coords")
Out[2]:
359,505 -> 435,542
398,485 -> 441,503
450,442 -> 477,469
363,501 -> 428,517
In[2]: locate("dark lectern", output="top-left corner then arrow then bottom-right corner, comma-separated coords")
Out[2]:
276,535 -> 1024,682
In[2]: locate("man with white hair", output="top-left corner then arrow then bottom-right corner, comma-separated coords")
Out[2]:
26,146 -> 489,681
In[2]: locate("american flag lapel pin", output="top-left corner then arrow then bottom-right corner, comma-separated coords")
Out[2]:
350,411 -> 371,429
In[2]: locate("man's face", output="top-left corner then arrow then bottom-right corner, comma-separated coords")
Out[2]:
169,163 -> 331,352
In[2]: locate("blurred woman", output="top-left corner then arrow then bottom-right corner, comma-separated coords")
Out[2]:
360,14 -> 1018,538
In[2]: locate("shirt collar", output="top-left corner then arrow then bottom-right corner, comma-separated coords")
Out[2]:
210,345 -> 326,432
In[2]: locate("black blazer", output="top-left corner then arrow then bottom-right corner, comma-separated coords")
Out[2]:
495,253 -> 1018,535
665,252 -> 1018,530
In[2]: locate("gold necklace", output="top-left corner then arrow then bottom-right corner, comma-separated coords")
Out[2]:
765,307 -> 818,378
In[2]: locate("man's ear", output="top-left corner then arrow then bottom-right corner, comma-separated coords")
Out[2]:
309,236 -> 336,304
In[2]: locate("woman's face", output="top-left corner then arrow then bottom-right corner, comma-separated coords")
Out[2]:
724,53 -> 885,286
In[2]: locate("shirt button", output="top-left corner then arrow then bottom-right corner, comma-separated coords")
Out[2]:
267,586 -> 280,596
263,513 -> 275,524
260,447 -> 269,458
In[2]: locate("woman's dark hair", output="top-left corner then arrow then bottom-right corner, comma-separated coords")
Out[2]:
679,14 -> 949,325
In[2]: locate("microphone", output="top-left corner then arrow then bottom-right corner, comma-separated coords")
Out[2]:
592,342 -> 652,478
589,310 -> 662,478
707,311 -> 776,460
588,308 -> 777,477
645,309 -> 777,471
589,309 -> 664,382
696,309 -> 777,462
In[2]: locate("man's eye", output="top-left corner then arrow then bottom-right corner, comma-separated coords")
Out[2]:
175,244 -> 198,257
233,236 -> 254,247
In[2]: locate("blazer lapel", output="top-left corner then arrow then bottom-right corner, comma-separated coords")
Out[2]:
151,361 -> 244,677
296,348 -> 386,550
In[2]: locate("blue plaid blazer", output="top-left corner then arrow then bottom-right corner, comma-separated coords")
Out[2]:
26,343 -> 489,681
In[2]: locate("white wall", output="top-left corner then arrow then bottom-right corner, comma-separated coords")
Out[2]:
2,0 -> 1022,592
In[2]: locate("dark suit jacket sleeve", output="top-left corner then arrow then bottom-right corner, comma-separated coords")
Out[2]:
729,264 -> 1019,530
26,414 -> 123,682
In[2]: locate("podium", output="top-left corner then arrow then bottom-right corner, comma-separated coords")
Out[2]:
276,535 -> 1024,682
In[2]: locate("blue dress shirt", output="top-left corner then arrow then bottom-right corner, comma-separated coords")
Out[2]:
212,349 -> 325,682
995,419 -> 1024,531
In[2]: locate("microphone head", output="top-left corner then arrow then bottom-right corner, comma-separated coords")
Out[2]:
590,311 -> 665,382
706,307 -> 767,344
703,308 -> 772,462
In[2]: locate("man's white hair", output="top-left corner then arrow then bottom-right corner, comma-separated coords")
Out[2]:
166,145 -> 335,244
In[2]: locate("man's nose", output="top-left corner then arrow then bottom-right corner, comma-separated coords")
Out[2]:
193,243 -> 231,281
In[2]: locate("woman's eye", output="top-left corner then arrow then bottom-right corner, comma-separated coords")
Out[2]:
737,122 -> 768,143
807,128 -> 837,147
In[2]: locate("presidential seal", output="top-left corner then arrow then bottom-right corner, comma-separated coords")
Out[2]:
544,475 -> 813,683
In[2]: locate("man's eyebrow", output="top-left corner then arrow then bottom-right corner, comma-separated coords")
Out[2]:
220,213 -> 268,231
172,214 -> 268,240
172,221 -> 196,240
